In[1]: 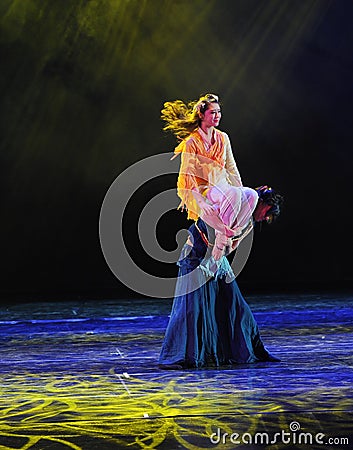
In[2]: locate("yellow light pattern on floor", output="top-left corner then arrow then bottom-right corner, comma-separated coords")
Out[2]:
0,369 -> 351,449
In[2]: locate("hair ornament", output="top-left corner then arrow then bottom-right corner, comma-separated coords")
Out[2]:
193,100 -> 206,113
193,94 -> 219,113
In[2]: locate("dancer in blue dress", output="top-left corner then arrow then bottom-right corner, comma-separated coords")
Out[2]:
159,186 -> 283,369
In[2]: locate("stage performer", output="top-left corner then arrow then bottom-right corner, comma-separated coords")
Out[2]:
158,187 -> 283,369
161,93 -> 258,260
159,93 -> 283,369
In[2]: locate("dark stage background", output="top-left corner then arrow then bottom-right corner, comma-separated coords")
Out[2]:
1,0 -> 352,301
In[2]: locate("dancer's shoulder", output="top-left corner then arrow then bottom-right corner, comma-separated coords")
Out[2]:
214,128 -> 230,142
183,131 -> 204,150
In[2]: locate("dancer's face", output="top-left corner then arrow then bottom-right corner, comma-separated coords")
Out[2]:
253,201 -> 272,223
201,103 -> 221,128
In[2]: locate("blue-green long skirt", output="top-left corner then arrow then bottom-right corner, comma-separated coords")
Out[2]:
159,220 -> 273,368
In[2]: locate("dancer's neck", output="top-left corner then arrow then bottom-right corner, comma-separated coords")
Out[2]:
199,124 -> 214,139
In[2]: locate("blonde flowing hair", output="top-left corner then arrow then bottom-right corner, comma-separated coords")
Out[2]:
161,93 -> 219,140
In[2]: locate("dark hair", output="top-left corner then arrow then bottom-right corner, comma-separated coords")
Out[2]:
255,185 -> 284,223
194,93 -> 220,114
161,93 -> 219,140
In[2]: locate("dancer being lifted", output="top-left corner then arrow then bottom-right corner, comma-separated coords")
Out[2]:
162,93 -> 258,260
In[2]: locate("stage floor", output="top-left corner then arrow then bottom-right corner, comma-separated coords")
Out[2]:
0,292 -> 352,449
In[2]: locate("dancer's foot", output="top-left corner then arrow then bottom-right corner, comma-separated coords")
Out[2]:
254,341 -> 281,362
158,364 -> 183,370
264,354 -> 281,362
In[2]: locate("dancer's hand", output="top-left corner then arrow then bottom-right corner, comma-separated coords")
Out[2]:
200,201 -> 216,216
212,233 -> 231,261
191,189 -> 216,216
212,245 -> 224,261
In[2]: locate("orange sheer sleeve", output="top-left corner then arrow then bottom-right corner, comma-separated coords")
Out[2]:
176,137 -> 205,221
